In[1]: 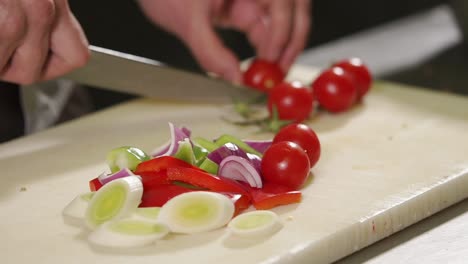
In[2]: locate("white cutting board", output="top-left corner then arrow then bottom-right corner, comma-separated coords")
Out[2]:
1,66 -> 468,264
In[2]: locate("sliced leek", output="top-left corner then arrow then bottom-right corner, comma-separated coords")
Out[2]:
173,138 -> 196,165
198,158 -> 219,174
88,219 -> 169,248
106,146 -> 150,173
85,176 -> 143,229
158,191 -> 234,234
132,207 -> 161,223
62,192 -> 94,227
228,210 -> 282,237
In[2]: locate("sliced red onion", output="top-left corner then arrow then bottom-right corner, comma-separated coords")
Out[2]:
98,168 -> 134,185
244,139 -> 272,154
151,123 -> 191,157
151,139 -> 171,157
207,143 -> 249,164
246,153 -> 262,173
181,126 -> 192,137
208,143 -> 263,175
218,156 -> 262,188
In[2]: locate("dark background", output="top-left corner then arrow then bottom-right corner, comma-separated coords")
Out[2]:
70,0 -> 446,66
68,0 -> 466,108
69,0 -> 447,70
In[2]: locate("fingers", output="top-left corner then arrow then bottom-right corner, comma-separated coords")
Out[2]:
0,0 -> 88,84
263,0 -> 294,62
0,1 -> 27,80
42,0 -> 90,80
278,0 -> 311,70
219,0 -> 262,32
136,0 -> 310,83
229,0 -> 311,72
221,0 -> 268,55
247,17 -> 269,57
183,15 -> 242,83
42,0 -> 90,81
2,0 -> 56,84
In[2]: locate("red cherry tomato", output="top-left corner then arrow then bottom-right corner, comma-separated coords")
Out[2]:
267,81 -> 314,122
312,67 -> 357,113
273,123 -> 321,168
243,59 -> 285,92
261,141 -> 310,190
333,58 -> 372,100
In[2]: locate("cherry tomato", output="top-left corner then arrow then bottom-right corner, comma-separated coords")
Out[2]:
243,59 -> 285,92
312,66 -> 357,113
333,58 -> 372,100
261,141 -> 310,190
273,123 -> 321,168
267,81 -> 314,122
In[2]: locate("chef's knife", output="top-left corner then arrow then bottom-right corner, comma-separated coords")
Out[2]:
63,46 -> 261,103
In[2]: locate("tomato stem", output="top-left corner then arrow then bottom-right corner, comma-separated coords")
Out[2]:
264,106 -> 292,133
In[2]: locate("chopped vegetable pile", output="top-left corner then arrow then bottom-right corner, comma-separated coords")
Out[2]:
63,57 -> 372,249
63,122 -> 321,249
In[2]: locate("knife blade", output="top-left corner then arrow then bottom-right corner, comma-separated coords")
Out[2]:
63,46 -> 261,103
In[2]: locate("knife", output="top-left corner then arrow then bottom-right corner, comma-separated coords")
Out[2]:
63,46 -> 261,103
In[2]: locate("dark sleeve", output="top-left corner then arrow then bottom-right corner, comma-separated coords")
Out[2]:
450,0 -> 468,48
0,82 -> 24,143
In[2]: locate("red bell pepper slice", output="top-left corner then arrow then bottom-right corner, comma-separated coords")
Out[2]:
135,156 -> 201,189
167,167 -> 250,197
249,182 -> 302,210
139,184 -> 194,207
135,156 -> 199,174
138,170 -> 171,189
222,192 -> 251,216
89,177 -> 103,192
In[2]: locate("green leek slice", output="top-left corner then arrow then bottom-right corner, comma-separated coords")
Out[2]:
198,158 -> 219,175
88,219 -> 169,248
62,192 -> 95,227
107,146 -> 150,173
228,210 -> 282,237
214,134 -> 262,157
193,144 -> 209,163
158,191 -> 234,234
85,176 -> 143,229
132,207 -> 161,223
192,137 -> 218,152
173,138 -> 196,165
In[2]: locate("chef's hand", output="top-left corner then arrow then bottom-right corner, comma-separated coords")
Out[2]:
137,0 -> 311,83
0,0 -> 89,85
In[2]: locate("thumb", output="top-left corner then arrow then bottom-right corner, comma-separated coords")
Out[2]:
182,17 -> 241,83
42,0 -> 89,81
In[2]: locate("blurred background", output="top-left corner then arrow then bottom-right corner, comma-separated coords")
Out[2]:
1,0 -> 467,143
67,0 -> 467,107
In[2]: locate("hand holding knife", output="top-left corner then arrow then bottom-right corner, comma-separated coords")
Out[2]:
63,46 -> 261,103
